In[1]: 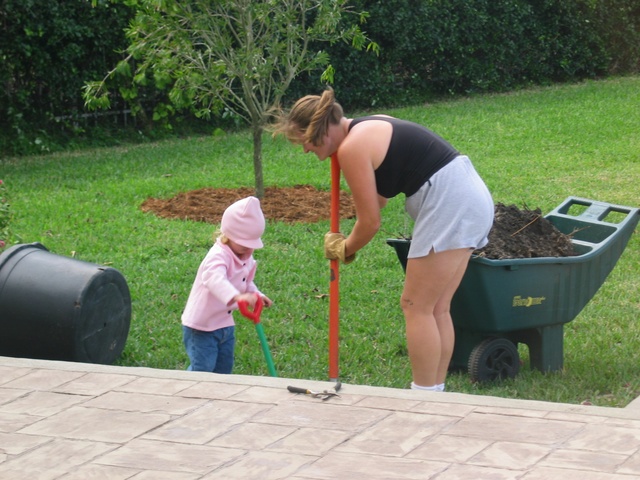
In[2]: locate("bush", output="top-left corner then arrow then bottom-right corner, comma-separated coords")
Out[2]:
0,0 -> 134,156
1,0 -> 638,154
293,0 -> 612,109
590,0 -> 640,73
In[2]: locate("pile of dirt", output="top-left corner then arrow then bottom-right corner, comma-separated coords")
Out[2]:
141,187 -> 576,259
475,203 -> 577,259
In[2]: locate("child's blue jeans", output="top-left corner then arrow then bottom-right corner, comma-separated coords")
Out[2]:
182,325 -> 235,374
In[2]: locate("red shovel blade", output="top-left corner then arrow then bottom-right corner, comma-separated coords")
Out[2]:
238,294 -> 263,324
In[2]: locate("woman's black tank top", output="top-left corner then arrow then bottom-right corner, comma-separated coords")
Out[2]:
348,116 -> 459,198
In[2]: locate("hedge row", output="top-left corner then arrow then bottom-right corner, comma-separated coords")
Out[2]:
0,0 -> 136,155
287,0 -> 638,109
1,0 -> 638,155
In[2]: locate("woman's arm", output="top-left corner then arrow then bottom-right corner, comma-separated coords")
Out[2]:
337,121 -> 392,257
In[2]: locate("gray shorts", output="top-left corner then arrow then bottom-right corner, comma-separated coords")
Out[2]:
405,155 -> 494,258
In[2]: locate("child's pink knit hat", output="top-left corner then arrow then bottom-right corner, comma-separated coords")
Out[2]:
221,196 -> 265,249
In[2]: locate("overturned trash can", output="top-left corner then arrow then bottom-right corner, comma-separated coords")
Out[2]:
0,243 -> 131,364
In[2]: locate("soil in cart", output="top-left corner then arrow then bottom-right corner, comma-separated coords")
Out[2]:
141,187 -> 576,259
475,202 -> 577,259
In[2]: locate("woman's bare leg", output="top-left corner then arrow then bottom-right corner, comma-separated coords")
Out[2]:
402,248 -> 472,387
433,252 -> 471,383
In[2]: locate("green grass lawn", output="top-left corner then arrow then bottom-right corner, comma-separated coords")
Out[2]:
2,76 -> 639,407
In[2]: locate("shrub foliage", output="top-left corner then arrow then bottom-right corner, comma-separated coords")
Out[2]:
1,0 -> 638,155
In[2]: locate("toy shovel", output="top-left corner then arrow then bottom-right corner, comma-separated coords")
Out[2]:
238,294 -> 277,377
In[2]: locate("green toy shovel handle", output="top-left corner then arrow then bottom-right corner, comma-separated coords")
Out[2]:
238,295 -> 277,377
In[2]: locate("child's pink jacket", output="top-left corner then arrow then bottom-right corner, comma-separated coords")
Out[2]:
181,239 -> 261,332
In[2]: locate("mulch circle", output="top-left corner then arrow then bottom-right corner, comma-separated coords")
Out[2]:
141,186 -> 576,259
140,185 -> 356,224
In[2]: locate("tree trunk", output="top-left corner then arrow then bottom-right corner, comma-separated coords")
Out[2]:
252,125 -> 264,199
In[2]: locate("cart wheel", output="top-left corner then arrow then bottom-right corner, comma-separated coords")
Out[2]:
468,337 -> 520,383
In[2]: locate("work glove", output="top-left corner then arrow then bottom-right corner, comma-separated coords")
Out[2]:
324,232 -> 356,264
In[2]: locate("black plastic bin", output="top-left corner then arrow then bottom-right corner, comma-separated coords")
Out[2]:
0,243 -> 131,364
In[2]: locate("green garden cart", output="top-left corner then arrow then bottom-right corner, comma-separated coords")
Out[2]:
388,197 -> 640,382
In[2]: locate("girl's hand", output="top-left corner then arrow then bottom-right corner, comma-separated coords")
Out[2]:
235,292 -> 259,307
233,293 -> 273,308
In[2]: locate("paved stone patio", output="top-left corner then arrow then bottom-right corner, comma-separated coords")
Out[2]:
3,355 -> 640,479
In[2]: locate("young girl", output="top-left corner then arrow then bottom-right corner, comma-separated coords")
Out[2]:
182,196 -> 273,373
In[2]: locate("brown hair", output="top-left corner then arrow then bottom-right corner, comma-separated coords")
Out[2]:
270,88 -> 343,146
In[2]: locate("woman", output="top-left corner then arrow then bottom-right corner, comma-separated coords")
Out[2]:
273,88 -> 493,391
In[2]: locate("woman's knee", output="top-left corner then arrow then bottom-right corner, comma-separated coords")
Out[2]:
400,289 -> 431,318
400,292 -> 413,314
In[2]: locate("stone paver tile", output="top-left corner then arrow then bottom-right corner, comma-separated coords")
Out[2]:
267,427 -> 352,456
468,441 -> 551,470
474,406 -> 549,418
353,395 -> 422,412
545,411 -> 608,424
176,381 -> 249,400
1,390 -> 87,416
63,464 -> 139,479
604,417 -> 640,429
0,387 -> 29,406
204,451 -> 316,479
19,406 -> 170,443
95,438 -> 244,475
0,366 -> 32,386
229,385 -> 293,404
82,391 -> 206,415
53,372 -> 135,395
336,411 -> 457,457
130,471 -> 201,479
445,412 -> 583,444
251,402 -> 389,432
406,434 -> 492,463
0,412 -> 41,433
0,438 -> 116,480
411,401 -> 476,417
619,449 -> 640,475
208,422 -> 295,450
115,377 -> 197,395
0,432 -> 51,455
539,448 -> 627,473
435,464 -> 523,480
2,369 -> 85,391
292,451 -> 447,479
521,466 -> 634,479
145,400 -> 269,444
563,424 -> 640,455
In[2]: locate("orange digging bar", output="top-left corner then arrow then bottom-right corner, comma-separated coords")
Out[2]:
329,153 -> 340,380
